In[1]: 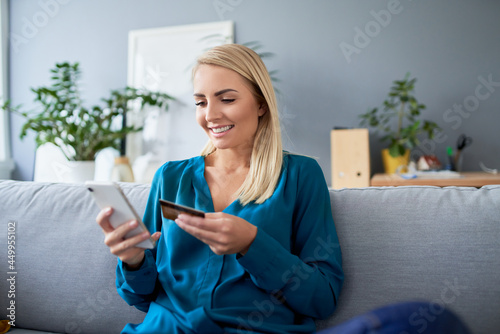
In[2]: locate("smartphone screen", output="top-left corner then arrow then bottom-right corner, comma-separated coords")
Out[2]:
86,181 -> 155,249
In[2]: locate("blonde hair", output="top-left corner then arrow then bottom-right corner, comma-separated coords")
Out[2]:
193,44 -> 283,205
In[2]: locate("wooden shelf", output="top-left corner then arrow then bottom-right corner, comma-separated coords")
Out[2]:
370,172 -> 500,187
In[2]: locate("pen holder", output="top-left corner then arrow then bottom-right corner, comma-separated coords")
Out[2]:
445,147 -> 455,171
454,152 -> 464,172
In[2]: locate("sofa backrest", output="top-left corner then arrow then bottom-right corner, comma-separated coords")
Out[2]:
0,180 -> 149,333
1,180 -> 499,334
317,185 -> 500,334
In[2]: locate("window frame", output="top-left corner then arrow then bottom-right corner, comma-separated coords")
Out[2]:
0,0 -> 13,179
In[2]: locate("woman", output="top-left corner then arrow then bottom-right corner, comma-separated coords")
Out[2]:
97,44 -> 343,333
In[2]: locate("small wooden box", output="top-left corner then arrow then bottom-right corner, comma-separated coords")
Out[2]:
331,129 -> 370,189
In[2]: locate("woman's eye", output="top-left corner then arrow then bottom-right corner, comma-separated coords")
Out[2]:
222,99 -> 235,103
195,101 -> 205,106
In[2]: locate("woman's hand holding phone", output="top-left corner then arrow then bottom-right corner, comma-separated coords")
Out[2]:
96,207 -> 161,269
87,181 -> 161,269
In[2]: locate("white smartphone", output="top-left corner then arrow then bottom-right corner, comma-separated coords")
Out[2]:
86,181 -> 155,249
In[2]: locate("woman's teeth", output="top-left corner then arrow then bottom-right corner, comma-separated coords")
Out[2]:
212,125 -> 234,133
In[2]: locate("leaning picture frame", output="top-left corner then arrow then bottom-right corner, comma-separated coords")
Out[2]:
127,21 -> 234,183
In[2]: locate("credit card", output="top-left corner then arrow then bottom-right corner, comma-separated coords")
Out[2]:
159,199 -> 205,220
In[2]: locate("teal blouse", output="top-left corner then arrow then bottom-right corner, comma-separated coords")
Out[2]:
116,153 -> 343,334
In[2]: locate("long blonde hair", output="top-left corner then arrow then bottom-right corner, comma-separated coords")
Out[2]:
193,44 -> 283,205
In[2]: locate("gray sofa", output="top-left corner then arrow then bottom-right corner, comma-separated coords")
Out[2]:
1,180 -> 499,334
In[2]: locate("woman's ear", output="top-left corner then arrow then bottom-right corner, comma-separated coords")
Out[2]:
258,103 -> 268,117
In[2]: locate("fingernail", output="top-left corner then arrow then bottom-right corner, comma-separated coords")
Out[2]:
141,232 -> 149,239
129,220 -> 138,227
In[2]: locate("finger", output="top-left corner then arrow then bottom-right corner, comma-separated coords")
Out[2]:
204,212 -> 224,219
177,213 -> 220,232
151,231 -> 162,242
111,230 -> 151,253
175,216 -> 219,244
104,220 -> 143,247
96,207 -> 115,233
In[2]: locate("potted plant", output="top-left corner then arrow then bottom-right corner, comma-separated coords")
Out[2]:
359,73 -> 440,173
3,62 -> 173,181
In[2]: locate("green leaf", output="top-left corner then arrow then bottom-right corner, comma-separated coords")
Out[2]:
2,61 -> 174,160
388,144 -> 401,157
358,72 -> 438,154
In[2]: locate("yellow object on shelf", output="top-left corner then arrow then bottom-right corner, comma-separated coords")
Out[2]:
111,156 -> 135,182
0,320 -> 11,334
381,148 -> 410,174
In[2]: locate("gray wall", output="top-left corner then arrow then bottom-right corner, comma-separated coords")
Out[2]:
8,0 -> 500,184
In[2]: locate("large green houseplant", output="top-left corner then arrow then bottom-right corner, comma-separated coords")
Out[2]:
3,62 -> 173,162
359,73 -> 440,172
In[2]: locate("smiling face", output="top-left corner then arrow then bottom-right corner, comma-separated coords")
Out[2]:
193,64 -> 266,152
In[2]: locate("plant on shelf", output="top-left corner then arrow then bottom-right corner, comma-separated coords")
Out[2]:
3,62 -> 174,162
359,73 -> 440,173
360,73 -> 440,157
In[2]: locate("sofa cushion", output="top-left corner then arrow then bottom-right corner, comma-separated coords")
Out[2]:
1,181 -> 499,334
0,181 -> 149,334
316,185 -> 500,334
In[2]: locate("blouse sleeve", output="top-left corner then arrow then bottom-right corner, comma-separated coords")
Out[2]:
115,249 -> 159,312
237,157 -> 344,319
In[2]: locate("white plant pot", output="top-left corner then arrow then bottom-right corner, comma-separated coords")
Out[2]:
59,160 -> 95,183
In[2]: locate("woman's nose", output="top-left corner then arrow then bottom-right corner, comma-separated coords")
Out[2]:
205,103 -> 222,122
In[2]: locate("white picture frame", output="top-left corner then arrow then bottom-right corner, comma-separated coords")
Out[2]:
127,21 -> 234,182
